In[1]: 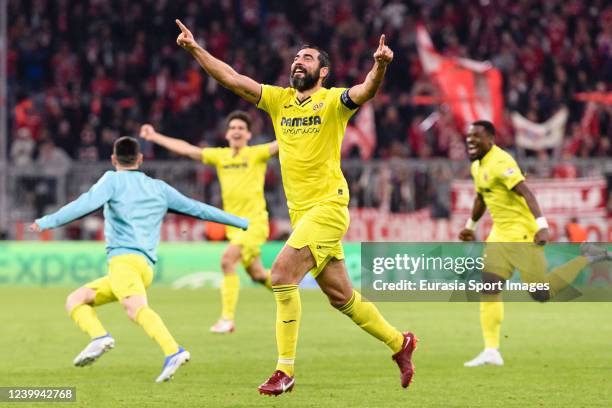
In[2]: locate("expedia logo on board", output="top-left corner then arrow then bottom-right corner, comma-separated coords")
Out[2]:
280,116 -> 322,127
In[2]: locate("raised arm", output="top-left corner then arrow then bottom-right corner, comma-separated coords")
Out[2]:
269,141 -> 279,156
175,19 -> 261,104
513,181 -> 549,245
163,182 -> 248,230
458,193 -> 487,241
347,34 -> 394,106
140,124 -> 202,161
31,172 -> 115,231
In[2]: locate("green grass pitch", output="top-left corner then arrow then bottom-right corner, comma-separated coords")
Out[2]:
1,287 -> 611,407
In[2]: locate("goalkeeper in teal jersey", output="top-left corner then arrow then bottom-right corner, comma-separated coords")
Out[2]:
31,136 -> 248,382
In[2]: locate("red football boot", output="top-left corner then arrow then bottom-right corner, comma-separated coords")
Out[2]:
392,332 -> 418,388
258,370 -> 295,396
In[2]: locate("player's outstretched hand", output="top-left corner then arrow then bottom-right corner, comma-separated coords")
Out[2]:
29,222 -> 41,233
175,19 -> 198,51
534,228 -> 549,246
139,124 -> 157,141
458,228 -> 476,241
374,34 -> 394,66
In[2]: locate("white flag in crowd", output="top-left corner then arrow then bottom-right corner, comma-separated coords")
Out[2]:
512,108 -> 568,150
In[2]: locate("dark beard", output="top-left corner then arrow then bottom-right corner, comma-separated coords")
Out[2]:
290,68 -> 320,92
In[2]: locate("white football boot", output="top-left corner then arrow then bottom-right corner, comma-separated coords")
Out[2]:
464,348 -> 504,367
155,347 -> 191,383
209,319 -> 235,334
73,334 -> 115,367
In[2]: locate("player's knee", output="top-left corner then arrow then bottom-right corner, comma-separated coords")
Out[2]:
221,254 -> 238,274
121,296 -> 145,321
328,292 -> 352,309
270,261 -> 295,286
529,290 -> 550,303
270,271 -> 287,286
65,287 -> 91,313
250,275 -> 266,284
122,303 -> 139,321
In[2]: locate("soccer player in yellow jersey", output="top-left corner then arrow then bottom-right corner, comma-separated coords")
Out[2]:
140,111 -> 278,333
459,120 -> 610,367
175,19 -> 417,395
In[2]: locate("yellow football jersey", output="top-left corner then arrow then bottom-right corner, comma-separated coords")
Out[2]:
202,143 -> 272,227
257,85 -> 357,210
470,145 -> 538,242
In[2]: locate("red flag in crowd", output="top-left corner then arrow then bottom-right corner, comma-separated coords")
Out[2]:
342,103 -> 376,159
416,24 -> 504,132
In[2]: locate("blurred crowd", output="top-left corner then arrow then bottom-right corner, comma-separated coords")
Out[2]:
7,0 -> 611,166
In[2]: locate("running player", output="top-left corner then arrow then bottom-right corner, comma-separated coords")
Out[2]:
30,137 -> 248,382
175,19 -> 417,395
139,111 -> 278,333
459,120 -> 611,367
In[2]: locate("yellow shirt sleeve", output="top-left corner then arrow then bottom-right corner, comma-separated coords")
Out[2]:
253,143 -> 273,162
257,84 -> 286,118
495,156 -> 525,190
470,161 -> 479,192
329,87 -> 359,123
202,147 -> 222,166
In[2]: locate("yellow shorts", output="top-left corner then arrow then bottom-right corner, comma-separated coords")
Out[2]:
287,200 -> 350,278
483,243 -> 548,283
85,254 -> 153,305
227,221 -> 269,268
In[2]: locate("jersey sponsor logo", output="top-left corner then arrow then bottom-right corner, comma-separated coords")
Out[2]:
280,115 -> 322,136
222,162 -> 248,170
280,116 -> 322,127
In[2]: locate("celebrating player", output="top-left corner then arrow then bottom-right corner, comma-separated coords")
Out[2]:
140,111 -> 278,333
175,19 -> 416,395
30,137 -> 248,382
459,120 -> 611,367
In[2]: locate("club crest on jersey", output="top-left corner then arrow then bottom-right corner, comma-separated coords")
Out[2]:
502,168 -> 515,177
483,173 -> 488,182
312,102 -> 324,111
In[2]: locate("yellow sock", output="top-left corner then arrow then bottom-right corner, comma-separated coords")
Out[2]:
480,294 -> 504,349
135,307 -> 179,356
337,291 -> 404,354
70,304 -> 107,339
273,285 -> 300,376
221,273 -> 240,321
262,270 -> 272,291
547,256 -> 589,296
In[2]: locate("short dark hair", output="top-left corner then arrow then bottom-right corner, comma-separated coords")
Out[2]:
113,136 -> 140,165
226,110 -> 251,131
472,120 -> 496,137
299,44 -> 331,83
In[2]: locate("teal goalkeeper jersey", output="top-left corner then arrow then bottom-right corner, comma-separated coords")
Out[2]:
36,170 -> 248,264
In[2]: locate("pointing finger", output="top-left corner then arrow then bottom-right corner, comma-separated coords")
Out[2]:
175,19 -> 188,33
379,34 -> 385,48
